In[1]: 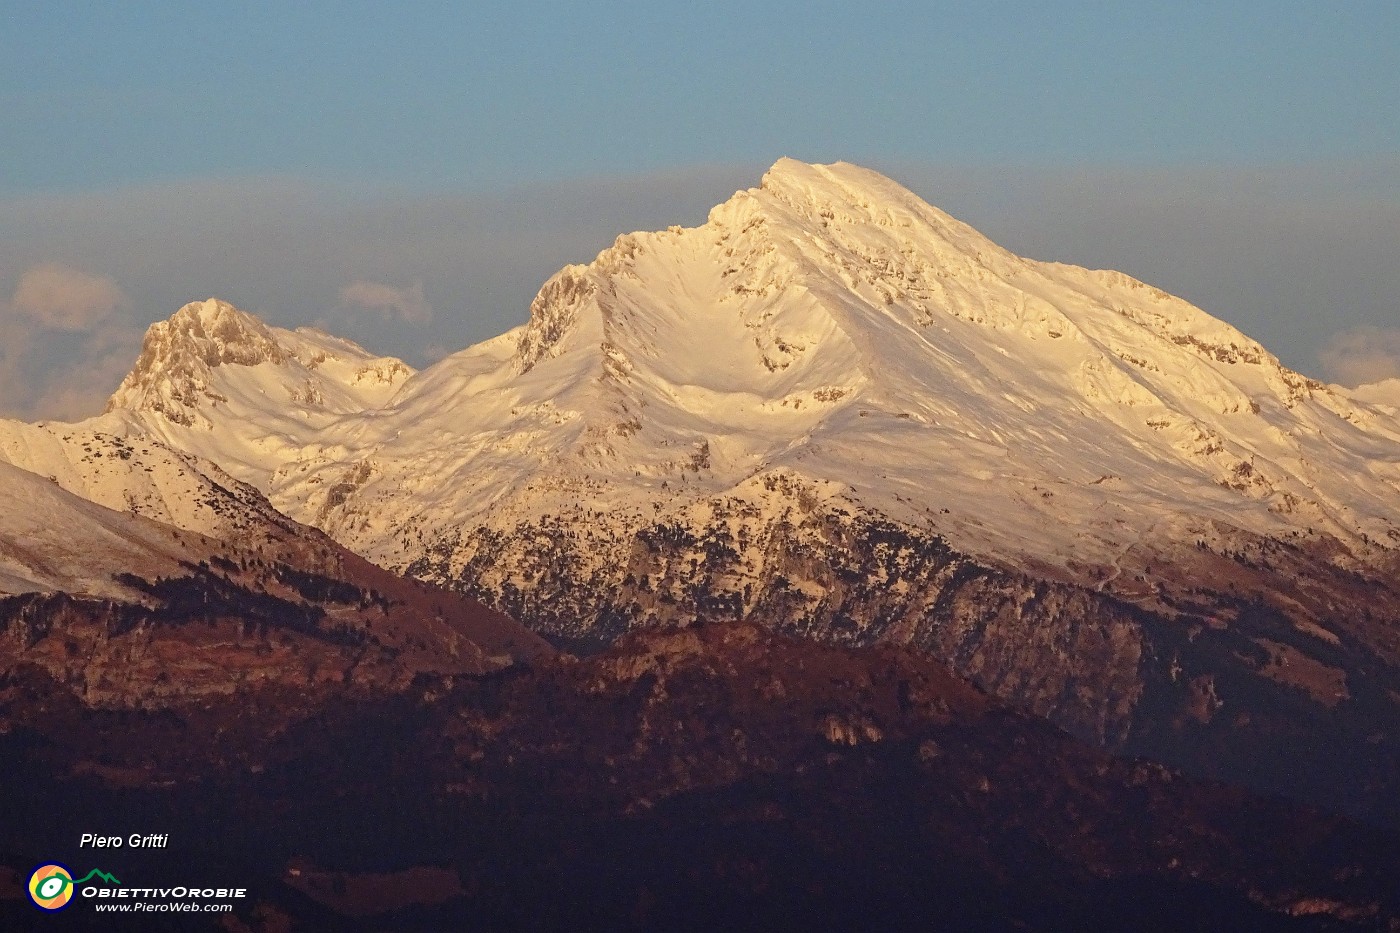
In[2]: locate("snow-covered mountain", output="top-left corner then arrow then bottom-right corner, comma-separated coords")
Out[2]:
22,161 -> 1400,817
101,296 -> 412,486
0,413 -> 305,549
17,157 -> 1400,919
0,330 -> 544,694
87,160 -> 1399,591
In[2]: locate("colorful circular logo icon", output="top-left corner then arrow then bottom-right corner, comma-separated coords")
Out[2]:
28,863 -> 75,911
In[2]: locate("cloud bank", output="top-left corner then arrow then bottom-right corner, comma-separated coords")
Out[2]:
1319,326 -> 1400,387
1,262 -> 140,420
339,280 -> 432,323
10,262 -> 128,330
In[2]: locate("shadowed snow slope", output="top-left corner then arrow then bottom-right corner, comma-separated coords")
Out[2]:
0,460 -> 206,598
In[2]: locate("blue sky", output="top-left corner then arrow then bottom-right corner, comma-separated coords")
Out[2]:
1,2 -> 1398,417
5,2 -> 1397,191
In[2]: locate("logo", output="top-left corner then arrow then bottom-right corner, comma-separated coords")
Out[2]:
27,863 -> 121,911
28,863 -> 75,912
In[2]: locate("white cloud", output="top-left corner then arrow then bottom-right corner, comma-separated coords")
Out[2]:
1318,326 -> 1400,387
29,343 -> 139,420
9,262 -> 128,330
0,314 -> 142,421
0,318 -> 36,417
338,280 -> 432,324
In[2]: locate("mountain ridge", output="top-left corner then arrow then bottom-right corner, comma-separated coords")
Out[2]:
12,159 -> 1400,826
84,159 -> 1400,575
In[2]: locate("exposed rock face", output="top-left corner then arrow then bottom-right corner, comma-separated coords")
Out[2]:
409,495 -> 1150,742
3,590 -> 384,706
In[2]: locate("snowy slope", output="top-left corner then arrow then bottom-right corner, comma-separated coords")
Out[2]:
1354,378 -> 1400,410
0,459 -> 213,598
0,414 -> 302,546
83,159 -> 1400,586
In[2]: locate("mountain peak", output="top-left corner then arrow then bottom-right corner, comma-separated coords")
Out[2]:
510,159 -> 1296,419
757,156 -> 882,191
515,159 -> 925,377
166,298 -> 284,362
106,298 -> 286,425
